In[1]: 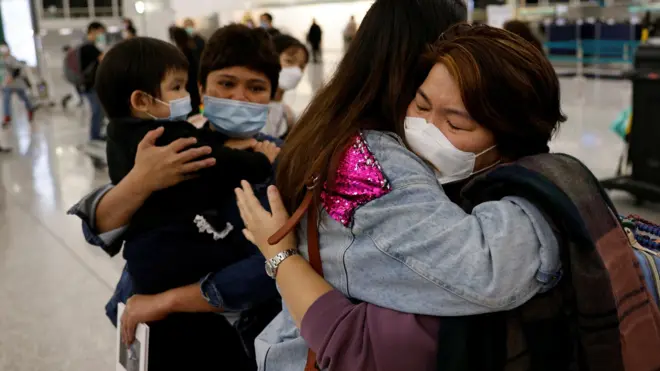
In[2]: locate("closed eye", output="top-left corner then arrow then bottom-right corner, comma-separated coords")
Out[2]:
416,104 -> 430,112
447,120 -> 461,130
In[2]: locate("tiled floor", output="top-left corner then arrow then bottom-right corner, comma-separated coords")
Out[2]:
1,55 -> 659,370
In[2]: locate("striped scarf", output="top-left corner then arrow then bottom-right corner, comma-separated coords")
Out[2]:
459,153 -> 660,371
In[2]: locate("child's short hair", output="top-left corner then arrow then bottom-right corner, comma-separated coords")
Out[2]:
95,37 -> 189,118
199,24 -> 281,98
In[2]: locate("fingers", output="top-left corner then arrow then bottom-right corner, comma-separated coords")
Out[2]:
240,180 -> 265,214
120,310 -> 135,346
137,127 -> 164,150
167,137 -> 198,154
175,145 -> 212,165
225,138 -> 258,150
179,158 -> 216,174
235,188 -> 253,228
267,186 -> 289,221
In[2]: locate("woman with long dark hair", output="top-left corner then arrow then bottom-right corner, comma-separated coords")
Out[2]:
170,26 -> 201,114
236,23 -> 660,370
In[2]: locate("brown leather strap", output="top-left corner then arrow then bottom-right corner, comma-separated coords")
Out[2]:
304,196 -> 322,370
265,181 -> 322,371
306,197 -> 322,276
268,190 -> 313,245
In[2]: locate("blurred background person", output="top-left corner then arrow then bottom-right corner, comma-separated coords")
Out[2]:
123,18 -> 134,30
503,20 -> 544,54
183,18 -> 206,53
242,12 -> 256,28
260,12 -> 280,36
343,15 -> 358,52
82,21 -> 107,141
123,25 -> 137,40
307,18 -> 323,63
1,44 -> 35,127
61,45 -> 84,109
263,34 -> 309,138
170,27 -> 201,114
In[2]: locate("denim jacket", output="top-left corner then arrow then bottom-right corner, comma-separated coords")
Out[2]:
255,130 -> 562,371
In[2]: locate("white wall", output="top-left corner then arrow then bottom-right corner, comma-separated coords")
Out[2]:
237,1 -> 374,51
123,0 -> 175,40
1,0 -> 38,66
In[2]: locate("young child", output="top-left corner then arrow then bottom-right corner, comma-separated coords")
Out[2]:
95,37 -> 278,370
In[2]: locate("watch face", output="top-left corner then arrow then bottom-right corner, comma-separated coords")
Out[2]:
265,261 -> 275,278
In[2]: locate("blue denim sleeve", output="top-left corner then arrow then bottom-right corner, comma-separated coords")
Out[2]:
105,264 -> 134,327
67,184 -> 127,257
200,246 -> 278,312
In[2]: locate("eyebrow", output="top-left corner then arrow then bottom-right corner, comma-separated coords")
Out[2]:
418,88 -> 473,121
417,88 -> 432,106
216,73 -> 268,85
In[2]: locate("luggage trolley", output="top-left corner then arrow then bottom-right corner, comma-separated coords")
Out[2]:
601,43 -> 660,204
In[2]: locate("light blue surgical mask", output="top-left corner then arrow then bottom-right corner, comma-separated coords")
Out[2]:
203,96 -> 268,138
148,95 -> 192,121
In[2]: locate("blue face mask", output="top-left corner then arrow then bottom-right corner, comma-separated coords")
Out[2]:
149,95 -> 192,121
203,96 -> 268,138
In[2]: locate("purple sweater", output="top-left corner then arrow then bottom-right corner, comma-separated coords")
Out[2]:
300,290 -> 440,371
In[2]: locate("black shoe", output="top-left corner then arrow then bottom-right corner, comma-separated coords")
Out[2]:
0,146 -> 12,153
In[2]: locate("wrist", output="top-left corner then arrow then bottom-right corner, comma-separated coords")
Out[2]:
122,170 -> 153,201
159,289 -> 179,314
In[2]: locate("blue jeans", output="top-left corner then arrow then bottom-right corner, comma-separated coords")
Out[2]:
83,90 -> 104,140
3,86 -> 33,118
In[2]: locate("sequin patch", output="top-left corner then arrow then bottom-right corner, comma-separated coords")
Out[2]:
321,132 -> 391,227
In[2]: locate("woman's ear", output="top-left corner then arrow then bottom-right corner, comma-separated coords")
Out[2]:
129,91 -> 151,113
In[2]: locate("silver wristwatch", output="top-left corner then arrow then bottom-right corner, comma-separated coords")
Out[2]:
265,249 -> 299,278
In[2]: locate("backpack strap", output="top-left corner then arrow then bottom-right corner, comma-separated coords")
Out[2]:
268,180 -> 322,371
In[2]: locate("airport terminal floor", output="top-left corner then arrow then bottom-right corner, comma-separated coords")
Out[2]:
1,51 -> 660,370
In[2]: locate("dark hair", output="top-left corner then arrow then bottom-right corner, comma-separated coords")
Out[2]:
199,24 -> 281,97
87,21 -> 106,34
272,34 -> 309,65
426,23 -> 565,159
95,37 -> 189,118
276,0 -> 466,212
261,13 -> 273,22
170,26 -> 194,51
126,26 -> 137,37
503,20 -> 544,53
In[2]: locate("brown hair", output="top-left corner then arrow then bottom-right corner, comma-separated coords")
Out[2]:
503,20 -> 544,54
276,0 -> 466,212
424,23 -> 565,159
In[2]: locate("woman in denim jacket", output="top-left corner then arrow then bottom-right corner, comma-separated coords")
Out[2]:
231,6 -> 565,368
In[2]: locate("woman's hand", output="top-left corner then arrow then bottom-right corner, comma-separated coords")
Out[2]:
127,127 -> 216,195
121,294 -> 172,345
235,181 -> 297,259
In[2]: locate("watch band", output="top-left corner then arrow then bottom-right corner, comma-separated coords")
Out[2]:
265,249 -> 299,278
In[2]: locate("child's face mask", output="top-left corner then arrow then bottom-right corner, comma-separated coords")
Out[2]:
146,95 -> 192,121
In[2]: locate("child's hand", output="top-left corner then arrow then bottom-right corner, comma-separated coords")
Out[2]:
225,138 -> 258,150
254,141 -> 280,164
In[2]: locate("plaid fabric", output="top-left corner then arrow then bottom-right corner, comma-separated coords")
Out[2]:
460,153 -> 660,371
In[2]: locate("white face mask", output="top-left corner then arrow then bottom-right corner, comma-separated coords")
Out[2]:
278,66 -> 303,91
404,116 -> 497,184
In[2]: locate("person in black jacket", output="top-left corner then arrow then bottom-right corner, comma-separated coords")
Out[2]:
95,36 -> 279,371
183,18 -> 206,53
307,18 -> 323,63
169,26 -> 202,114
